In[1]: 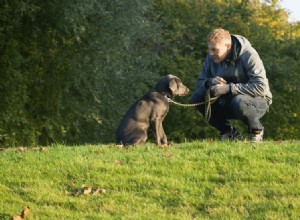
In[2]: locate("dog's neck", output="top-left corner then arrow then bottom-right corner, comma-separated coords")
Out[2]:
151,88 -> 173,100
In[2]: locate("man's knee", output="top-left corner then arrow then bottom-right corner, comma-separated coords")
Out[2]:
231,95 -> 252,115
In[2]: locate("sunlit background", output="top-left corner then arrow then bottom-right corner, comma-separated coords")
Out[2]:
280,0 -> 300,22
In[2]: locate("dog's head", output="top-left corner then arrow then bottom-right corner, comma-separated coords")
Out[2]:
154,74 -> 189,98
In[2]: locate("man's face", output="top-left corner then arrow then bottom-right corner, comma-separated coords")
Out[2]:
208,40 -> 230,63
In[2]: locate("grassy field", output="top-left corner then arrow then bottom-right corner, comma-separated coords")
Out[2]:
0,140 -> 299,219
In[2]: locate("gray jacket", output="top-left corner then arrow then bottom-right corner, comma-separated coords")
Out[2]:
192,35 -> 272,105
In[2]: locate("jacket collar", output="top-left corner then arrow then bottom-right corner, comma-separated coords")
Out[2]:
225,35 -> 241,63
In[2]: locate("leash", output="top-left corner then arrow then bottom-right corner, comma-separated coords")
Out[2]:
165,89 -> 219,122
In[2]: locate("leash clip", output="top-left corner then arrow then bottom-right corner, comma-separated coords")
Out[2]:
164,95 -> 172,102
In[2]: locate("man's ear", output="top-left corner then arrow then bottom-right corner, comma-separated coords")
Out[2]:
226,43 -> 231,50
169,78 -> 177,93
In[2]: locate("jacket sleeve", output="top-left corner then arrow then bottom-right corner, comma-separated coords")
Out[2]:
230,48 -> 269,98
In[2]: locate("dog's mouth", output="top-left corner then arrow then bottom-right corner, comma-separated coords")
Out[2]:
178,88 -> 190,96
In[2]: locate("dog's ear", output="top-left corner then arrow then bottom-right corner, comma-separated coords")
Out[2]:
169,78 -> 178,93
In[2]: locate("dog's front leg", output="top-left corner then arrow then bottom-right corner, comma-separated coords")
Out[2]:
153,119 -> 167,145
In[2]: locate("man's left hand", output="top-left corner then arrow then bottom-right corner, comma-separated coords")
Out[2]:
211,84 -> 230,96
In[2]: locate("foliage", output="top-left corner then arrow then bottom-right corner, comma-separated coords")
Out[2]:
263,37 -> 300,139
0,0 -> 160,146
0,141 -> 299,219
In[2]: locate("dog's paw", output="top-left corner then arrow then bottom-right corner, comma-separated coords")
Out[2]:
160,142 -> 172,148
159,144 -> 168,149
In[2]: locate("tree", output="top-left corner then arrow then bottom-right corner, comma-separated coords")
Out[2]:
0,0 -> 160,146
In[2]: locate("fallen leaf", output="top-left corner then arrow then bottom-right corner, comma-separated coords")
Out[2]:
91,188 -> 106,195
21,207 -> 30,219
72,185 -> 106,196
11,206 -> 30,220
91,188 -> 101,195
83,187 -> 92,195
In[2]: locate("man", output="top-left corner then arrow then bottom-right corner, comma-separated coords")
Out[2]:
191,28 -> 272,142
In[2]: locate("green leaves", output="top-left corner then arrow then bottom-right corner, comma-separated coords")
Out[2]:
0,0 -> 160,146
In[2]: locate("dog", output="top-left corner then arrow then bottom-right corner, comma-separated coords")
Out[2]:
116,74 -> 189,146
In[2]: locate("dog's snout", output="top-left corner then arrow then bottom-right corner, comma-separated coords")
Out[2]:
178,84 -> 189,96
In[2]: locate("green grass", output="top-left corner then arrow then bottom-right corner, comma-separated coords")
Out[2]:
1,140 -> 299,219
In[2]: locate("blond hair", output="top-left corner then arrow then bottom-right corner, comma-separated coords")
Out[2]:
207,28 -> 231,44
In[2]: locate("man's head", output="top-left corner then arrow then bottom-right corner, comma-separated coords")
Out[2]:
207,28 -> 232,63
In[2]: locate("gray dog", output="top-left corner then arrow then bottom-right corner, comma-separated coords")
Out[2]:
116,74 -> 189,146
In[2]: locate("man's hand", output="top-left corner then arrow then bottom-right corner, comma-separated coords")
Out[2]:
212,76 -> 227,85
211,84 -> 230,96
210,77 -> 229,96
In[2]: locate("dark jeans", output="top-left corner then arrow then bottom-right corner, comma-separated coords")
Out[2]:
192,93 -> 269,134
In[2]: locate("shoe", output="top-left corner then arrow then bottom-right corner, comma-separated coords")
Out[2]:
249,130 -> 264,142
220,127 -> 243,141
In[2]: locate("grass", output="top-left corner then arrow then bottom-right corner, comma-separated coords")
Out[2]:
0,140 -> 299,219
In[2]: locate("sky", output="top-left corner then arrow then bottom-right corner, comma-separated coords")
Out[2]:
279,0 -> 300,22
